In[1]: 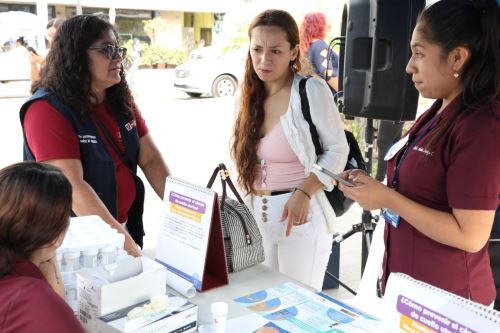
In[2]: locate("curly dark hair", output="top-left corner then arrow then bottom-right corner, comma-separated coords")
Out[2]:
32,15 -> 135,117
231,9 -> 301,194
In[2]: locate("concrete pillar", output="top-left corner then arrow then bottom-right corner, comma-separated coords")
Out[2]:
109,7 -> 116,25
36,0 -> 48,52
76,0 -> 82,15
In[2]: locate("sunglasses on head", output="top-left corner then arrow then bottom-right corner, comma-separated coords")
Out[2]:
88,44 -> 127,60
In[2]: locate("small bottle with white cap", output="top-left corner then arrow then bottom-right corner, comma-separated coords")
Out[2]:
211,301 -> 228,333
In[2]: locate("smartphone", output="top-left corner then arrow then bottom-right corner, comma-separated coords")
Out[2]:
312,163 -> 354,187
27,46 -> 37,55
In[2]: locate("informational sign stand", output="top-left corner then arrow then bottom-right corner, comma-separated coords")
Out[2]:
156,176 -> 228,292
384,273 -> 500,332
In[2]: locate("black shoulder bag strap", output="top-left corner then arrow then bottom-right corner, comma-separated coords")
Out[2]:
92,112 -> 145,248
299,77 -> 323,156
92,112 -> 133,171
207,163 -> 244,209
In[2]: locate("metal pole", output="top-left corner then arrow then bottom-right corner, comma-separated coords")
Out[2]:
35,0 -> 48,53
76,0 -> 83,15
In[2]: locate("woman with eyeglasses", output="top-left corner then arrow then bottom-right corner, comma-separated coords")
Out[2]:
20,15 -> 171,257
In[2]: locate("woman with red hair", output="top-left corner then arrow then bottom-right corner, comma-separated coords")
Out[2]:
300,12 -> 339,92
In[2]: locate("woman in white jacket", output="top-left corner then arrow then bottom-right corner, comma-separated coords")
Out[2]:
231,9 -> 348,290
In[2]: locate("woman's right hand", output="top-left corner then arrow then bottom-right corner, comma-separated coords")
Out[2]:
124,234 -> 142,257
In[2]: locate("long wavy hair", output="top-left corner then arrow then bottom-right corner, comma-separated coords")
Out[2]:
0,162 -> 72,277
231,9 -> 302,194
417,0 -> 499,148
299,12 -> 327,55
32,15 -> 135,117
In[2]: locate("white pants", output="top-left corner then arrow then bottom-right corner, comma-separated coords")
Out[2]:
251,192 -> 333,291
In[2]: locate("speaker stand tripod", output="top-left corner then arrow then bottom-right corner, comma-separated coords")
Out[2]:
324,119 -> 381,297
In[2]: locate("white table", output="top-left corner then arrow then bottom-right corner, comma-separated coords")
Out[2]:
185,264 -> 294,325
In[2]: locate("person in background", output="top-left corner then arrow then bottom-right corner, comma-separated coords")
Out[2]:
1,41 -> 12,53
130,38 -> 142,75
0,162 -> 84,332
299,12 -> 339,93
489,206 -> 500,310
29,17 -> 65,82
15,37 -> 26,48
231,9 -> 348,290
20,15 -> 171,257
338,0 -> 499,306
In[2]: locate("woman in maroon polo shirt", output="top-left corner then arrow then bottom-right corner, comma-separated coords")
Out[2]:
339,0 -> 499,306
0,162 -> 84,332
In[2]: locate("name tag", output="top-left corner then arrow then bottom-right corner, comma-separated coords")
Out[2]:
381,208 -> 400,228
384,135 -> 409,161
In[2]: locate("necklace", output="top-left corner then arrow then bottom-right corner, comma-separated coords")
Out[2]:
267,78 -> 290,98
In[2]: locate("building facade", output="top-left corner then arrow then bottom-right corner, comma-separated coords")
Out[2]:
0,0 -> 233,49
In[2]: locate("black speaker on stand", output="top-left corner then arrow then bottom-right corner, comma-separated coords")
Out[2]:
324,0 -> 425,294
339,0 -> 424,121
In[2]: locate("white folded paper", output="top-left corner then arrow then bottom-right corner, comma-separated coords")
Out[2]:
165,270 -> 196,298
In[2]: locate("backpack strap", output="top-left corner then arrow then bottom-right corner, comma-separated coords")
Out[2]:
299,77 -> 323,156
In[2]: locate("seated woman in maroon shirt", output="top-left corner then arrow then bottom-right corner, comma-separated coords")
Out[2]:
0,162 -> 84,332
338,0 -> 499,306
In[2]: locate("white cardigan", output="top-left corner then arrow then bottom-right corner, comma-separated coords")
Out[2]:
241,74 -> 349,233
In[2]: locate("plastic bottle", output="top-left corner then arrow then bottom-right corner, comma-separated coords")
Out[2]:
99,245 -> 117,265
81,248 -> 99,268
63,251 -> 81,271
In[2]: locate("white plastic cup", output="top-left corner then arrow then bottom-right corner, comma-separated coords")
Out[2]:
64,283 -> 78,310
56,253 -> 63,269
81,248 -> 99,268
63,251 -> 81,271
61,271 -> 76,285
211,301 -> 228,333
99,245 -> 117,265
113,233 -> 125,252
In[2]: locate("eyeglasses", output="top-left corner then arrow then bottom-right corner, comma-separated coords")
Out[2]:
88,45 -> 127,60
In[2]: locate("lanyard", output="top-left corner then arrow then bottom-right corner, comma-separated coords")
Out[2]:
391,116 -> 439,189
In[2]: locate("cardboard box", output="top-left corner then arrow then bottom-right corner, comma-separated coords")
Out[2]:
96,293 -> 198,333
77,257 -> 167,332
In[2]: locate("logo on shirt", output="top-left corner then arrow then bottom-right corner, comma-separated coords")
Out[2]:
125,120 -> 137,132
78,134 -> 97,144
412,145 -> 434,157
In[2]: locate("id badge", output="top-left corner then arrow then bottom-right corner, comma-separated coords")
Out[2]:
381,208 -> 400,228
384,135 -> 409,161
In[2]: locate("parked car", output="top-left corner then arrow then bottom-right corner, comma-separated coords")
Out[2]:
174,46 -> 246,98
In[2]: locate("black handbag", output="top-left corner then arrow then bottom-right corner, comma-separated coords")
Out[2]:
299,78 -> 366,217
207,163 -> 265,272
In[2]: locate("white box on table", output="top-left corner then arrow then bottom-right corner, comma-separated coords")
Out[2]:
77,257 -> 166,332
96,293 -> 198,333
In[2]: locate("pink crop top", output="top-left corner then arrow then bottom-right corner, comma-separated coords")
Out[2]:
254,122 -> 306,190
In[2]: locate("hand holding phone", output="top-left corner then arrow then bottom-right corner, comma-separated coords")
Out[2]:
27,46 -> 37,55
312,163 -> 354,187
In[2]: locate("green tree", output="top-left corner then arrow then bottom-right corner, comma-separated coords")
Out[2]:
142,17 -> 168,45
